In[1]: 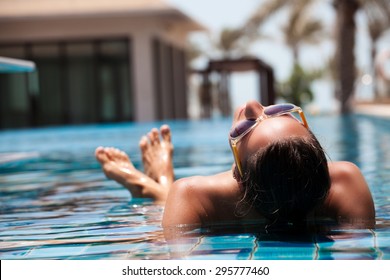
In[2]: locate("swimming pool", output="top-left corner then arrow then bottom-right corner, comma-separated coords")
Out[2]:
0,114 -> 389,259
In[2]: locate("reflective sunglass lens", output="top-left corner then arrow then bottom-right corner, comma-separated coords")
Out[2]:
229,119 -> 257,138
264,104 -> 295,115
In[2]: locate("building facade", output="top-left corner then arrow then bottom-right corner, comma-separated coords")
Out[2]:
0,0 -> 204,128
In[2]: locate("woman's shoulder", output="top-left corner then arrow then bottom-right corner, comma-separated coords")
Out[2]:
328,161 -> 361,177
328,161 -> 370,199
173,171 -> 236,190
325,161 -> 375,226
163,171 -> 241,226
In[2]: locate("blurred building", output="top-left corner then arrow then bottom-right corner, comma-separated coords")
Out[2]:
0,0 -> 204,128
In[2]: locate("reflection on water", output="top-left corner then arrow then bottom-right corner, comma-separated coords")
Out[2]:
337,115 -> 360,164
0,116 -> 390,259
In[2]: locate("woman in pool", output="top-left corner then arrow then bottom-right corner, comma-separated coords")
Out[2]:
95,100 -> 375,229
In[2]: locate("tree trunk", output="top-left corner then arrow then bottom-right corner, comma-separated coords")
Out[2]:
334,0 -> 359,114
371,40 -> 379,99
292,45 -> 299,66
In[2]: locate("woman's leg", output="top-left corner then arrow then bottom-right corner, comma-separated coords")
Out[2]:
95,125 -> 174,203
139,124 -> 174,189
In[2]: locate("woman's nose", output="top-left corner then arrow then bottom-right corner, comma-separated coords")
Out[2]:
244,100 -> 264,119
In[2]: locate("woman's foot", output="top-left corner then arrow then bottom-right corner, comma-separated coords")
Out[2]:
95,146 -> 168,202
139,125 -> 175,189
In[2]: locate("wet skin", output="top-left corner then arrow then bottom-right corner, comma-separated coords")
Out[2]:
96,100 -> 376,230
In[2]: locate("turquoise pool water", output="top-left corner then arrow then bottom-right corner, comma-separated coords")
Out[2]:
0,114 -> 389,259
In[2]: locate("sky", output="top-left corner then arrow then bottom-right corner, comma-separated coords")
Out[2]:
167,0 -> 389,114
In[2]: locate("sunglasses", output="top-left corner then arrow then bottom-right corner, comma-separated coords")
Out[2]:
229,103 -> 309,178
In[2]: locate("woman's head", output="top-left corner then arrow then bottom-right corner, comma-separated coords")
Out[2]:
230,100 -> 331,224
240,134 -> 330,224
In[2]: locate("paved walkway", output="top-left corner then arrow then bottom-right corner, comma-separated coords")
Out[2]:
354,103 -> 390,118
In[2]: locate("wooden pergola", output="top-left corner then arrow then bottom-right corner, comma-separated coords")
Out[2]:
195,57 -> 275,118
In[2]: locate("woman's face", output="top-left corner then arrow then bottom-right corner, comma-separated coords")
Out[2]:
231,100 -> 310,172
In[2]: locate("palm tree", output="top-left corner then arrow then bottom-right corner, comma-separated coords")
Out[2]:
279,63 -> 323,107
281,3 -> 326,64
333,0 -> 360,113
363,0 -> 390,99
242,0 -> 288,41
192,0 -> 390,115
190,0 -> 328,116
214,27 -> 245,58
244,0 -> 390,113
210,0 -> 290,58
240,0 -> 326,104
333,0 -> 390,112
241,0 -> 326,63
243,0 -> 361,113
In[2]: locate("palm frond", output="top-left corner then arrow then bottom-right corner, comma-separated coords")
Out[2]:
242,0 -> 287,39
363,0 -> 390,40
281,9 -> 325,54
297,18 -> 326,44
214,28 -> 245,57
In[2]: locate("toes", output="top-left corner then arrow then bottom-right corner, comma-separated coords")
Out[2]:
160,125 -> 171,143
149,128 -> 160,145
105,147 -> 125,162
116,149 -> 129,162
117,149 -> 129,161
139,136 -> 148,153
104,147 -> 115,160
95,146 -> 104,157
95,146 -> 109,163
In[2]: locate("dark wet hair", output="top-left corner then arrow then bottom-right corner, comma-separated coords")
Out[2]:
238,131 -> 331,227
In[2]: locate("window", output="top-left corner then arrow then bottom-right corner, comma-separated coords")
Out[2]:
0,38 -> 132,128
